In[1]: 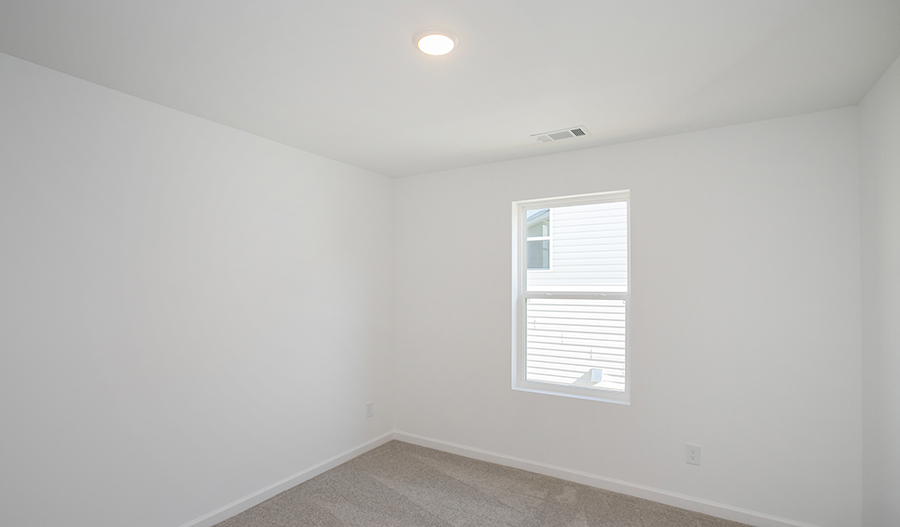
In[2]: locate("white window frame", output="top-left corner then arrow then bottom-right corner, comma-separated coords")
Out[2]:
511,190 -> 631,404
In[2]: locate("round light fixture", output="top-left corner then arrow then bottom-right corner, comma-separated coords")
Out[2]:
413,28 -> 458,56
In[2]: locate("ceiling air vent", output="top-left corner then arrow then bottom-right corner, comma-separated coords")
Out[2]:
532,127 -> 590,143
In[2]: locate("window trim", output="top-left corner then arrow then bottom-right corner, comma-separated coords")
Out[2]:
511,190 -> 631,404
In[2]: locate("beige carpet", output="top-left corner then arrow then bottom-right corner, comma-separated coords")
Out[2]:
215,440 -> 750,527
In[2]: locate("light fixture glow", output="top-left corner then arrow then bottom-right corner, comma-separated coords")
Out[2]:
413,28 -> 458,56
418,34 -> 454,55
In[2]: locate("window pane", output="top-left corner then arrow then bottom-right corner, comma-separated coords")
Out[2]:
526,209 -> 550,237
527,201 -> 627,293
526,298 -> 626,392
527,240 -> 550,269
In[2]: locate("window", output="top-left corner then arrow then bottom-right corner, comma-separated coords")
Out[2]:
512,191 -> 630,404
526,209 -> 551,270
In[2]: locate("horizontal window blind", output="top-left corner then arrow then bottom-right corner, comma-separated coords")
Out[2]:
526,298 -> 626,392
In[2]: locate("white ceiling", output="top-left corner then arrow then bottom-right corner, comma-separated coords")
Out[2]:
2,1 -> 899,177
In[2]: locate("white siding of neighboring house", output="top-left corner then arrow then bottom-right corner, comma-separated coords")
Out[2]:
527,201 -> 628,293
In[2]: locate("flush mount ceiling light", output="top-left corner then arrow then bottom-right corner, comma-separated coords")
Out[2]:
413,28 -> 459,56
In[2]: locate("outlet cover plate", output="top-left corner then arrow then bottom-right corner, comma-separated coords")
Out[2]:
686,444 -> 701,466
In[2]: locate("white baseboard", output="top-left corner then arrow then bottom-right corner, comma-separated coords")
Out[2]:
179,430 -> 819,527
393,431 -> 820,527
177,431 -> 394,527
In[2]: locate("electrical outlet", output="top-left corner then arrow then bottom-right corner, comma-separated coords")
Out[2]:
686,444 -> 701,466
366,401 -> 373,419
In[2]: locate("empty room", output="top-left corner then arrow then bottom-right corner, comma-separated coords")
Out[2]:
2,1 -> 899,526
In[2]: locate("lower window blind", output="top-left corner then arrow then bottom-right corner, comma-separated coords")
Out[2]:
526,297 -> 626,392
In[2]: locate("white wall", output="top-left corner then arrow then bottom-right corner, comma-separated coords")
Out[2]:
1,44 -> 883,527
394,108 -> 862,527
0,53 -> 394,527
859,54 -> 900,527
